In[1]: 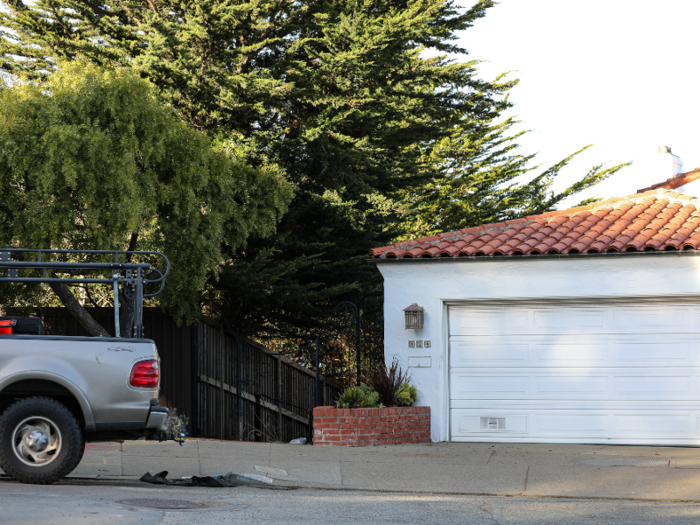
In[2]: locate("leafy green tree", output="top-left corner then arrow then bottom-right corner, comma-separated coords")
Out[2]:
0,1 -> 625,343
0,59 -> 292,336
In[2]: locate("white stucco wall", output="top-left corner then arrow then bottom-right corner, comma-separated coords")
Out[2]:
374,253 -> 700,442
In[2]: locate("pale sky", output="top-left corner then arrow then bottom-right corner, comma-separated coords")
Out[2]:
459,0 -> 700,206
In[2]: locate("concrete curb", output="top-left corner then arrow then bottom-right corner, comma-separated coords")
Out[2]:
44,439 -> 700,501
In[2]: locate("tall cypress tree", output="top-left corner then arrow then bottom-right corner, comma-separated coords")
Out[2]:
0,1 -> 626,343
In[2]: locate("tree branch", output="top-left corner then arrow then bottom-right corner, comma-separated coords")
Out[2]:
83,284 -> 100,308
49,281 -> 111,337
124,232 -> 139,262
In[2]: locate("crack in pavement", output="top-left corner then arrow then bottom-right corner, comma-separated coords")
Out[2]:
479,503 -> 504,525
486,450 -> 496,465
522,465 -> 530,494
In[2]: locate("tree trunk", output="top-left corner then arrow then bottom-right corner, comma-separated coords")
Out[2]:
118,232 -> 139,338
49,282 -> 111,337
46,233 -> 140,338
118,290 -> 135,338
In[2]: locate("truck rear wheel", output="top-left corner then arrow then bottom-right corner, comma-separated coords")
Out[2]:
0,397 -> 84,484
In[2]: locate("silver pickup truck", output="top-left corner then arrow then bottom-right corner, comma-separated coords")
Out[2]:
0,329 -> 167,484
0,248 -> 175,484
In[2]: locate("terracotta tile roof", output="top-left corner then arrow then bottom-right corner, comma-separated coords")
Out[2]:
370,189 -> 700,259
637,168 -> 700,193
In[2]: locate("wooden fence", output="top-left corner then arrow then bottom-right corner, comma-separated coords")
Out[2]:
28,307 -> 340,442
196,317 -> 340,442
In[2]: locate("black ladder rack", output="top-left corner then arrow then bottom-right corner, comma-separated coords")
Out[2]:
0,248 -> 170,339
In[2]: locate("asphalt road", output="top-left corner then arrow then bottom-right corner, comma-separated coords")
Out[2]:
2,477 -> 700,525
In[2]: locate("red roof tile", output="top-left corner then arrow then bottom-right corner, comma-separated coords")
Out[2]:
369,190 -> 700,259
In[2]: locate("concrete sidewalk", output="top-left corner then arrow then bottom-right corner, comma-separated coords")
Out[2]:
60,439 -> 700,501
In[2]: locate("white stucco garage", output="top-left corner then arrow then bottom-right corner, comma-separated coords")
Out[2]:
370,190 -> 700,445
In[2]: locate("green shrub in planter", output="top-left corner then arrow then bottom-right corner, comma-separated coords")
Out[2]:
364,356 -> 418,407
394,383 -> 418,406
335,384 -> 383,408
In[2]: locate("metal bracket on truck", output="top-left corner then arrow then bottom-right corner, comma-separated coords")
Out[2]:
0,248 -> 170,338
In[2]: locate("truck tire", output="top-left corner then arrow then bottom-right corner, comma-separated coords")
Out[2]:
0,397 -> 84,484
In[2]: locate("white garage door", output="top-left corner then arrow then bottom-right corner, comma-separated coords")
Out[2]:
449,302 -> 700,445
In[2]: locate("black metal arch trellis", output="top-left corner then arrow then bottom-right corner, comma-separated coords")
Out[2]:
295,301 -> 361,407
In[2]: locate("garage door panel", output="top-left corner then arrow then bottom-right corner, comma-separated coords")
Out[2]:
451,336 -> 700,368
613,308 -> 689,331
612,342 -> 689,364
615,414 -> 690,436
451,409 -> 700,441
451,369 -> 698,401
449,309 -> 529,335
530,343 -> 609,366
615,375 -> 692,398
534,375 -> 609,397
450,374 -> 529,399
451,411 -> 611,439
450,372 -> 609,400
451,340 -> 610,366
453,414 -> 528,434
535,414 -> 608,435
450,342 -> 529,366
450,305 -> 699,336
534,309 -> 607,330
450,399 -> 700,410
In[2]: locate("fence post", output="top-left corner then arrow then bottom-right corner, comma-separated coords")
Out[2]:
315,338 -> 320,408
254,393 -> 262,442
355,305 -> 361,386
219,327 -> 225,439
191,321 -> 201,437
276,354 -> 282,441
236,335 -> 243,441
308,406 -> 314,444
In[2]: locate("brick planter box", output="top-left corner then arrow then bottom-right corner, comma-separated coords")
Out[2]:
312,406 -> 430,446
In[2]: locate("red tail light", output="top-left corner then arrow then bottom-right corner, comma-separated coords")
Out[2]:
130,360 -> 159,388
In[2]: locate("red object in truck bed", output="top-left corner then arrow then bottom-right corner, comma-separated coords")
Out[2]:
0,319 -> 16,334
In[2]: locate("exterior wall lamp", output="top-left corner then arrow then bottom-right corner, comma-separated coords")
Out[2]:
404,304 -> 425,330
